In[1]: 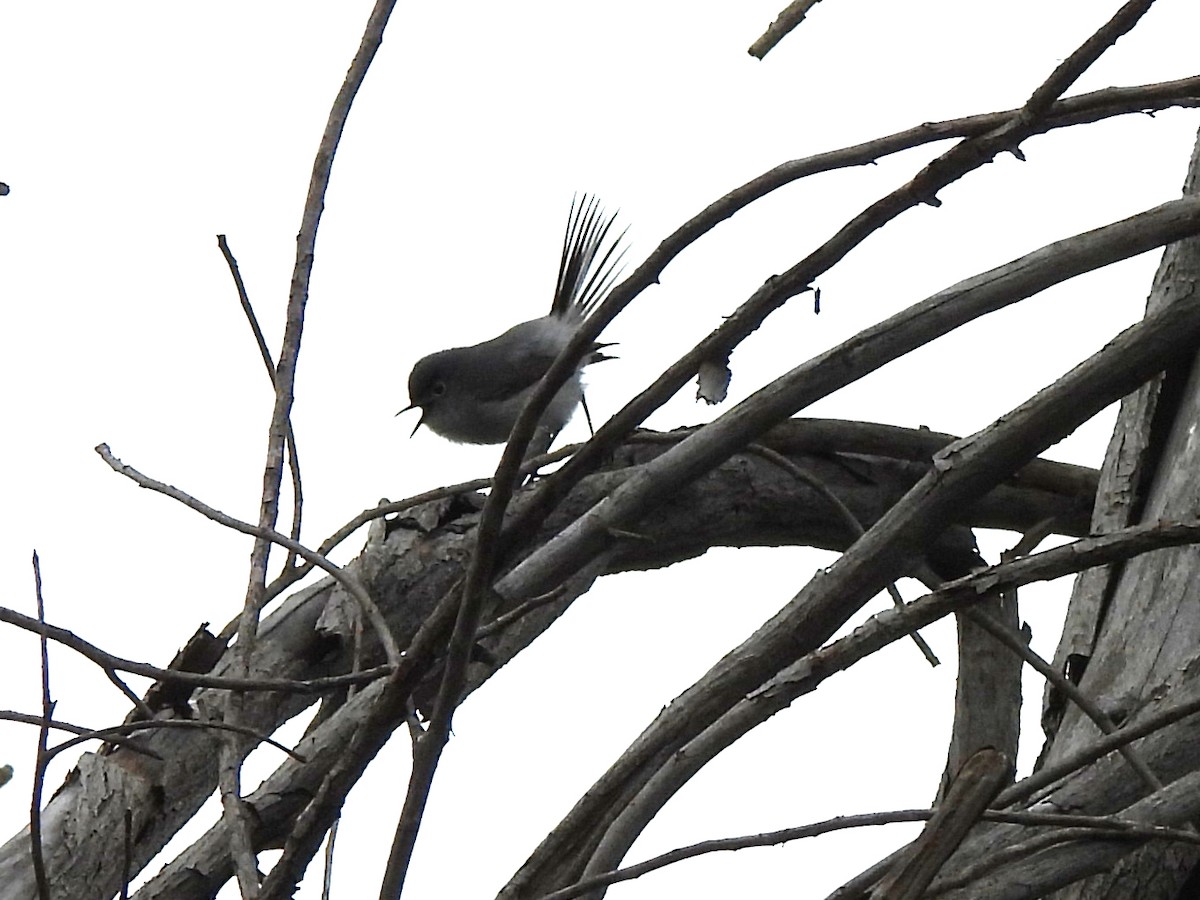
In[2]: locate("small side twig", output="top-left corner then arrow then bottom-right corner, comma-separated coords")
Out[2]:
42,716 -> 306,764
103,667 -> 155,721
474,587 -> 568,640
748,443 -> 939,665
0,603 -> 389,695
95,444 -> 399,668
217,233 -> 305,571
0,711 -> 158,757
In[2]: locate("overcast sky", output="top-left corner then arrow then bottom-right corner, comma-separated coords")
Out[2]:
3,2 -> 1200,898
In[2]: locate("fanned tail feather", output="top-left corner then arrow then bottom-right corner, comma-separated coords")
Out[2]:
552,193 -> 629,319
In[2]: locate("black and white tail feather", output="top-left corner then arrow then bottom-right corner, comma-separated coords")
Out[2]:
403,194 -> 628,449
553,193 -> 628,322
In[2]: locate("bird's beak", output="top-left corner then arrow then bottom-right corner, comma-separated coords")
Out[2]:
395,403 -> 425,437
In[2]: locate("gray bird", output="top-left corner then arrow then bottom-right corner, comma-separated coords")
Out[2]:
402,195 -> 626,448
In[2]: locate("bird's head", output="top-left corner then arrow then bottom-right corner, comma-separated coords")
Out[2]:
400,351 -> 452,437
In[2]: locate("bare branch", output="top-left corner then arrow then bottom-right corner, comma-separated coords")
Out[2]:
217,234 -> 305,571
95,444 -> 399,668
748,0 -> 825,59
0,604 -> 388,694
0,711 -> 303,769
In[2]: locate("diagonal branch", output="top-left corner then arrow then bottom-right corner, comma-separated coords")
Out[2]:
217,234 -> 305,571
748,0 -> 825,59
95,444 -> 399,668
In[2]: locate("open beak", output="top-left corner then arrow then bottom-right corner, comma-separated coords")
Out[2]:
395,403 -> 425,437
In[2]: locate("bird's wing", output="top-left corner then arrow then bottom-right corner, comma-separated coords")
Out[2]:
551,194 -> 629,320
468,346 -> 561,402
466,334 -> 610,403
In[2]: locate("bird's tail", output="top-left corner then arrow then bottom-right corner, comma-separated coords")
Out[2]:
552,194 -> 628,321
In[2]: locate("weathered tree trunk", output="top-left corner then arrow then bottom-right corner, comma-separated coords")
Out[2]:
1036,124 -> 1200,900
825,123 -> 1200,900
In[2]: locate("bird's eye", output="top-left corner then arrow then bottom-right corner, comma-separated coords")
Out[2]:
431,382 -> 446,397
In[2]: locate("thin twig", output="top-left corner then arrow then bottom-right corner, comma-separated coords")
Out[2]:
217,234 -> 306,571
42,716 -> 307,763
533,806 -> 1200,900
375,344 -> 591,892
104,667 -> 155,721
0,710 -> 159,757
316,570 -> 366,898
1023,0 -> 1156,119
321,820 -> 339,900
95,444 -> 399,668
474,587 -> 567,640
29,552 -> 51,900
0,603 -> 388,694
748,443 -> 939,665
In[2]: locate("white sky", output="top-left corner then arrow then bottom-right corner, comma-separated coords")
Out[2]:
2,2 -> 1199,898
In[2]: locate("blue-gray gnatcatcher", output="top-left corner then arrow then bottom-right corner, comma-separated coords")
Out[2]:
402,195 -> 627,446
